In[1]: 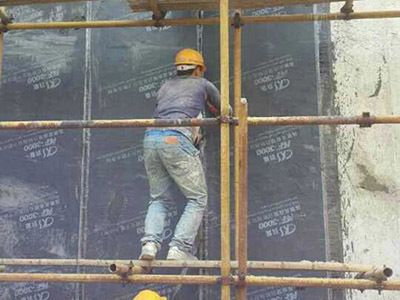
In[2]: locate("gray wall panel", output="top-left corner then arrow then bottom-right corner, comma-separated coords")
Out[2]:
83,2 -> 201,299
0,3 -> 86,300
0,3 -> 334,299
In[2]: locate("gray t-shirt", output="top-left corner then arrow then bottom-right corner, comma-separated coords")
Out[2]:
150,75 -> 221,142
154,75 -> 221,119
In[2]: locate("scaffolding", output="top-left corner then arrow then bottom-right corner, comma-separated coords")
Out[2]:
0,0 -> 400,299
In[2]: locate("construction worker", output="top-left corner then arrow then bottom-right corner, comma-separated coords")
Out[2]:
133,290 -> 166,300
139,48 -> 221,261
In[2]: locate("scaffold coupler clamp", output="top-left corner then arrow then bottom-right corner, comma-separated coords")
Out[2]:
0,9 -> 13,33
236,272 -> 247,287
341,3 -> 354,14
340,4 -> 354,20
109,261 -> 137,284
219,115 -> 238,125
232,11 -> 243,29
360,112 -> 372,128
218,274 -> 235,286
152,10 -> 167,28
356,284 -> 384,294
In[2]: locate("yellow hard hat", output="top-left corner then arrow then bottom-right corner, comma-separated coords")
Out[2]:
133,290 -> 167,300
175,48 -> 206,71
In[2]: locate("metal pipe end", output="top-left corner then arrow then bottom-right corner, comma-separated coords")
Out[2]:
109,263 -> 131,275
232,10 -> 243,28
383,267 -> 393,278
109,263 -> 118,273
355,267 -> 394,282
109,263 -> 146,276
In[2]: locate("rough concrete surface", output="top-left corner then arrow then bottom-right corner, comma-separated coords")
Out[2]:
330,0 -> 400,299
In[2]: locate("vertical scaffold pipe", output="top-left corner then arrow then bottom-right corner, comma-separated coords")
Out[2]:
0,7 -> 4,82
233,10 -> 242,260
0,31 -> 3,82
233,10 -> 247,300
236,98 -> 248,300
220,0 -> 231,299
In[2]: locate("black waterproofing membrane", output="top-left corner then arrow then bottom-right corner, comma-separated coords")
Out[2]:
0,1 -> 332,299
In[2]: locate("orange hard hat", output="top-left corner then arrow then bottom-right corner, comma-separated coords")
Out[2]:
175,48 -> 206,71
133,290 -> 167,300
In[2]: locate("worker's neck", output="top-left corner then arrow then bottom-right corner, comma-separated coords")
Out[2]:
193,69 -> 203,77
177,74 -> 202,78
176,68 -> 203,78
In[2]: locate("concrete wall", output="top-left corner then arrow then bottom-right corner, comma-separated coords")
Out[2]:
330,1 -> 400,299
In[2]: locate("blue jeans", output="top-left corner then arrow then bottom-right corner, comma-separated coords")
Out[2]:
141,130 -> 207,252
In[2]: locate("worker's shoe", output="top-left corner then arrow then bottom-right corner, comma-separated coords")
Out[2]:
166,246 -> 198,261
139,242 -> 158,260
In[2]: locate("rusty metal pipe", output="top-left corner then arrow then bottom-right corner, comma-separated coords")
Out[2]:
2,115 -> 400,130
3,11 -> 400,31
0,0 -> 96,6
0,273 -> 219,284
0,118 -> 219,130
244,276 -> 400,290
4,18 -> 219,30
129,0 -> 349,12
1,273 -> 400,291
233,11 -> 242,261
0,6 -> 4,82
0,258 -> 392,273
236,99 -> 249,299
0,31 -> 3,82
0,0 -> 344,9
220,0 -> 231,299
241,11 -> 400,23
248,115 -> 400,126
233,10 -> 246,300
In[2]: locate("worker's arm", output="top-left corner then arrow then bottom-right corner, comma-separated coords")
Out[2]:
153,80 -> 168,115
205,81 -> 232,116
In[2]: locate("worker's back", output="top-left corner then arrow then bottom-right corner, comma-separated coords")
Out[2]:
154,75 -> 220,120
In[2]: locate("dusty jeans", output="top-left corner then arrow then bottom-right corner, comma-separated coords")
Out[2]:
141,129 -> 207,252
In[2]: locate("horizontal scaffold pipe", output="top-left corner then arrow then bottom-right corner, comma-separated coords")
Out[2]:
0,0 -> 96,6
0,273 -> 400,290
5,18 -> 220,30
2,11 -> 400,30
0,0 -> 345,9
244,276 -> 400,290
0,258 -> 388,273
128,0 -> 346,12
0,273 -> 219,285
0,118 -> 219,129
241,10 -> 400,23
1,114 -> 400,129
248,115 -> 400,126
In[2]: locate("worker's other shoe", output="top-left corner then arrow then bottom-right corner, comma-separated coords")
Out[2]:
166,246 -> 198,260
139,242 -> 158,260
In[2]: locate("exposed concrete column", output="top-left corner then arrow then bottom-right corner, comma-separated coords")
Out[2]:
330,1 -> 400,300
